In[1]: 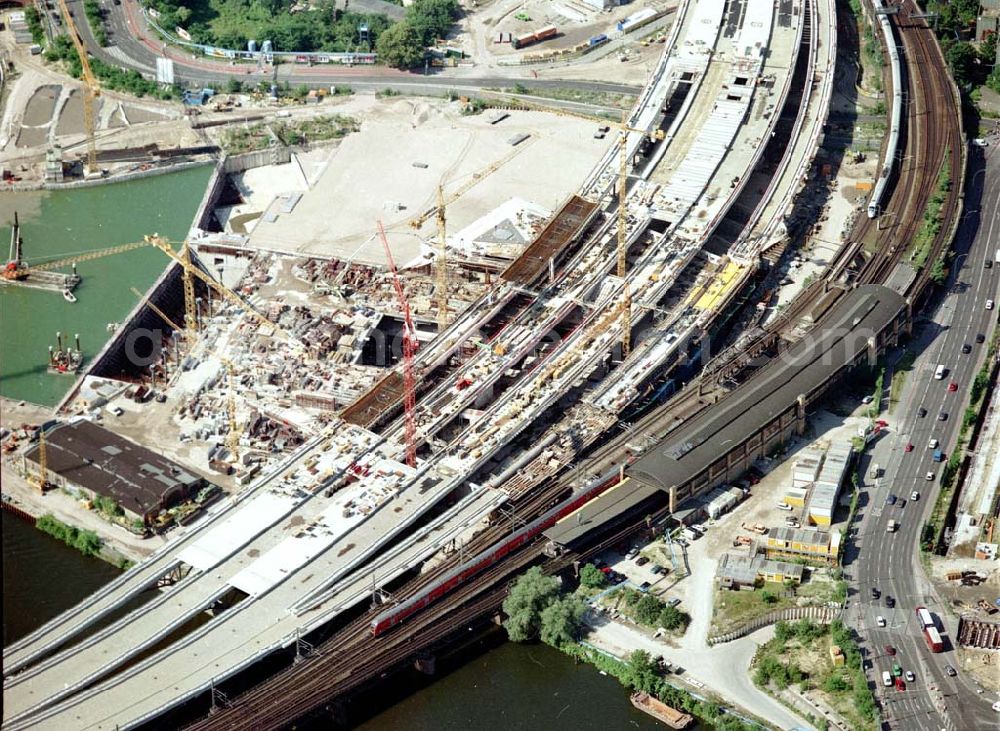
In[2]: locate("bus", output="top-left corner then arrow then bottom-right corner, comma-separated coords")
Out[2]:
924,625 -> 944,653
916,606 -> 935,628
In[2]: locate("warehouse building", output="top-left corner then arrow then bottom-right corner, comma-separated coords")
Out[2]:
716,552 -> 804,590
21,419 -> 204,525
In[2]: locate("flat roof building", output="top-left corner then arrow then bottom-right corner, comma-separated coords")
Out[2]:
764,525 -> 841,565
22,419 -> 205,524
716,552 -> 805,589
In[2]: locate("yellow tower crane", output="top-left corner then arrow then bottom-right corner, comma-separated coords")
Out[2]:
408,144 -> 533,316
218,357 -> 242,461
525,104 -> 665,356
34,429 -> 49,492
57,0 -> 100,174
7,241 -> 148,280
130,286 -> 185,333
435,185 -> 448,331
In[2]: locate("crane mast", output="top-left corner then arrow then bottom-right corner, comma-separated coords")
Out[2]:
376,220 -> 417,467
435,186 -> 448,332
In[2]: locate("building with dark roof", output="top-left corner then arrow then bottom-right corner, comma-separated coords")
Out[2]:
21,420 -> 204,524
626,285 -> 907,509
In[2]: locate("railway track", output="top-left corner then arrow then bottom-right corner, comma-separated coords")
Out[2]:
183,7 -> 967,730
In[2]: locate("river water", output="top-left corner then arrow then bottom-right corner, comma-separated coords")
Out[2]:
0,166 -> 213,406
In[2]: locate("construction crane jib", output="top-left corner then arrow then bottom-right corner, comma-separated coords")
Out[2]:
57,0 -> 100,173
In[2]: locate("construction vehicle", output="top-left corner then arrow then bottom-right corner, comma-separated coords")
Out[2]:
33,428 -> 49,492
3,241 -> 148,283
376,220 -> 418,467
732,535 -> 752,547
57,0 -> 100,174
741,522 -> 768,535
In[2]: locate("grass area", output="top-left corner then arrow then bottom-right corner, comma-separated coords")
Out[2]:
752,619 -> 878,731
220,123 -> 274,154
273,115 -> 358,145
711,572 -> 845,636
501,84 -> 637,111
888,349 -> 916,412
711,581 -> 796,635
907,152 -> 952,271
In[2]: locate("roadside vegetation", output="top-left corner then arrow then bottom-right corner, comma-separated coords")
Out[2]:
83,0 -> 108,47
143,0 -> 459,68
45,36 -> 179,99
502,568 -> 759,731
922,330 -> 999,551
752,619 -> 877,731
220,114 -> 357,154
36,514 -> 102,557
907,152 -> 951,273
500,84 -> 637,110
24,6 -> 46,46
888,349 -> 916,411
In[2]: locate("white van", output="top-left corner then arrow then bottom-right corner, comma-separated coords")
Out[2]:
934,364 -> 946,380
870,463 -> 881,479
882,670 -> 893,686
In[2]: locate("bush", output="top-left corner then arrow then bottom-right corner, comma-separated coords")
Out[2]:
761,590 -> 778,605
25,6 -> 45,45
579,563 -> 606,589
36,514 -> 102,557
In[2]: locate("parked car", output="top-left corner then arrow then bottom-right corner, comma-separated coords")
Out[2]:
636,556 -> 650,567
905,670 -> 915,682
625,547 -> 640,560
876,615 -> 887,627
895,677 -> 906,691
885,595 -> 895,608
945,665 -> 957,677
871,587 -> 880,599
667,598 -> 681,607
892,663 -> 903,677
777,502 -> 793,511
884,644 -> 895,655
650,564 -> 665,575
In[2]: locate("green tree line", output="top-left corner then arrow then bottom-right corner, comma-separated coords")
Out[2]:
36,514 -> 103,557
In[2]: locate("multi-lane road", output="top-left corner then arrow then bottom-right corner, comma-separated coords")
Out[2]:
846,144 -> 1000,730
65,0 -> 641,95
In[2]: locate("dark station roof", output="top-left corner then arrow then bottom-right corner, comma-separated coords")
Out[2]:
501,195 -> 599,285
26,419 -> 202,516
627,285 -> 906,492
544,478 -> 664,546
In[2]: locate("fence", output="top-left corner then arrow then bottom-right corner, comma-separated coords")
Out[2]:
707,605 -> 842,645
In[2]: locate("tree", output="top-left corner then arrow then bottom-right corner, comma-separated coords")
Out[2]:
174,5 -> 191,24
656,605 -> 686,631
502,567 -> 560,642
376,22 -> 426,69
945,41 -> 978,87
405,0 -> 460,45
760,590 -> 778,605
579,563 -> 606,589
623,650 -> 660,694
539,595 -> 585,647
634,594 -> 664,626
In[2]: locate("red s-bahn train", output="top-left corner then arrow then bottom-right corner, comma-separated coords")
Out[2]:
369,472 -> 626,636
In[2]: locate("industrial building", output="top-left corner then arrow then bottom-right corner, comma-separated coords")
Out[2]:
763,526 -> 841,566
21,420 -> 204,524
716,552 -> 804,590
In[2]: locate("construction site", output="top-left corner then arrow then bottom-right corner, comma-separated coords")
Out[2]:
4,0 -> 997,725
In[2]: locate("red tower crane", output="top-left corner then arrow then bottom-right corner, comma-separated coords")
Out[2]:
376,220 -> 418,467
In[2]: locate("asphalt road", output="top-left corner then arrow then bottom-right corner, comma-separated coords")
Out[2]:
843,144 -> 1000,730
70,0 -> 642,95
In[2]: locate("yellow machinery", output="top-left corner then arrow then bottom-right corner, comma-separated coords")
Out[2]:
34,429 -> 49,492
57,0 -> 100,173
130,286 -> 184,333
407,144 -> 531,331
524,104 -> 665,355
218,357 -> 242,460
3,242 -> 147,281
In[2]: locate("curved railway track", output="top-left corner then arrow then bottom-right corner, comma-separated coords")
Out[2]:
181,5 -> 965,730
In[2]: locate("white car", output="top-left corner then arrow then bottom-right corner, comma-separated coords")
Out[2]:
972,138 -> 989,147
876,615 -> 887,627
928,438 -> 938,450
905,670 -> 915,682
925,471 -> 935,481
777,502 -> 793,511
988,299 -> 995,310
911,491 -> 920,501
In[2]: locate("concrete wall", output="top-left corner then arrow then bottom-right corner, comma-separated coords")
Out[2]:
221,147 -> 292,175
